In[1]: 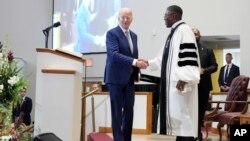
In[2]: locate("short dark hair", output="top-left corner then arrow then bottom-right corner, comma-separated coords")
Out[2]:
167,5 -> 183,17
226,53 -> 232,57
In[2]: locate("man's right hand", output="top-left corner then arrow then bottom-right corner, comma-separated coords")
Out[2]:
138,59 -> 149,66
136,60 -> 148,69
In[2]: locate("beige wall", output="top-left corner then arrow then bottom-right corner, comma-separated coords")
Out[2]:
86,0 -> 247,79
0,0 -> 53,121
211,49 -> 223,93
240,0 -> 250,82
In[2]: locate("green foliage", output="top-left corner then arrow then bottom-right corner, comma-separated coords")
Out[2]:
0,38 -> 28,111
0,37 -> 28,134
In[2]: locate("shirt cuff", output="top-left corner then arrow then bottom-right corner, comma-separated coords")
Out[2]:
132,59 -> 137,66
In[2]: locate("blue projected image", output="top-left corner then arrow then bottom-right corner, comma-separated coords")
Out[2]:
53,0 -> 129,53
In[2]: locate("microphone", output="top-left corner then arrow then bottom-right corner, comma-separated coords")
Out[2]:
42,21 -> 61,48
43,22 -> 61,34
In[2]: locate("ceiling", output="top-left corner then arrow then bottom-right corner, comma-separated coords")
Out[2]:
200,35 -> 240,49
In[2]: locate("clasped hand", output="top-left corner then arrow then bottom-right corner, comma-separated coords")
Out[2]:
176,80 -> 187,91
136,59 -> 149,69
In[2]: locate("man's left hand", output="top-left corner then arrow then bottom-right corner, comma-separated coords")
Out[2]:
176,80 -> 187,91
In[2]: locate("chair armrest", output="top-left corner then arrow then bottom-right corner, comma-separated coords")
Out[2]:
206,102 -> 221,116
207,101 -> 249,113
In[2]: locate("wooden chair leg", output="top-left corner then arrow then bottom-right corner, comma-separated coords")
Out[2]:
217,122 -> 224,141
227,125 -> 230,138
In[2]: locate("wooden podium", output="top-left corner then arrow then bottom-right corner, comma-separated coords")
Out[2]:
34,48 -> 85,141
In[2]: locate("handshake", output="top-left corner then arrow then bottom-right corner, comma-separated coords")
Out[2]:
136,59 -> 149,69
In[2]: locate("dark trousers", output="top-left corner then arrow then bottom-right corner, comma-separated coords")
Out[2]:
198,86 -> 210,140
108,79 -> 135,141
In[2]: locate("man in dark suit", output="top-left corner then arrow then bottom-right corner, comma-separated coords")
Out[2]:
12,88 -> 32,126
193,28 -> 218,141
218,53 -> 240,92
104,8 -> 147,141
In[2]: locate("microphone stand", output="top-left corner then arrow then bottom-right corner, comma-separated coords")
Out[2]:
43,29 -> 49,48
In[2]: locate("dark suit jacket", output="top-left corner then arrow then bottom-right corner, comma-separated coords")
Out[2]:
218,64 -> 240,87
12,96 -> 32,125
198,44 -> 218,91
104,26 -> 139,85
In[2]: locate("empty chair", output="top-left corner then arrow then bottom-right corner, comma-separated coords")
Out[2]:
204,75 -> 249,141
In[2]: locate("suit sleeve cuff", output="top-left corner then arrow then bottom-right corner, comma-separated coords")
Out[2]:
132,59 -> 137,66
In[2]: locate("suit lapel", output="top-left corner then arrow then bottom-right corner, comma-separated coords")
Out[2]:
130,32 -> 138,57
116,26 -> 134,56
228,64 -> 234,77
